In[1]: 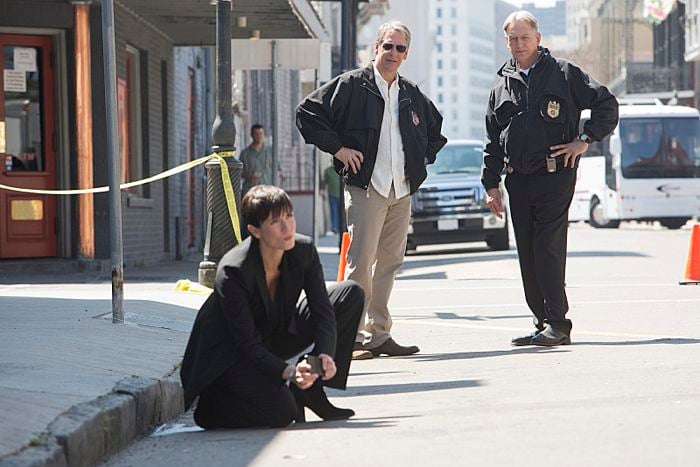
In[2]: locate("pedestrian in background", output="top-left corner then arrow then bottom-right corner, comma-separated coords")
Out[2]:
239,124 -> 273,196
322,165 -> 341,234
297,20 -> 447,359
482,11 -> 618,346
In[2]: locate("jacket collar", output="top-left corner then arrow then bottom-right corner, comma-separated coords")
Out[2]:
249,236 -> 302,318
361,61 -> 410,101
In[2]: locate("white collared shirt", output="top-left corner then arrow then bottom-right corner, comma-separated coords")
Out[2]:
371,63 -> 410,199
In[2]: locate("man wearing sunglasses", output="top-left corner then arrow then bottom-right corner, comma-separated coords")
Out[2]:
297,21 -> 446,360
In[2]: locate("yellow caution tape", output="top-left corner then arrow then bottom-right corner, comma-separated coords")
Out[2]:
0,151 -> 242,244
0,153 -> 213,195
174,279 -> 213,294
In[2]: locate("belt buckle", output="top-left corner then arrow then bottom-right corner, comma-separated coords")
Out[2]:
546,157 -> 557,173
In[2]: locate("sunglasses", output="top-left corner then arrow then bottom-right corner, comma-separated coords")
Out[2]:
381,43 -> 407,53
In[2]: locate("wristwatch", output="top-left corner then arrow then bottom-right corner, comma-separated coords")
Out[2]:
579,133 -> 592,144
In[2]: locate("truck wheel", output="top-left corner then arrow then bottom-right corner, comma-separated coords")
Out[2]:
486,226 -> 509,251
659,218 -> 689,230
589,198 -> 620,229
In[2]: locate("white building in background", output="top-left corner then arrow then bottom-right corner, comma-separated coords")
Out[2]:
358,0 -> 497,141
357,0 -> 432,93
430,0 -> 496,140
567,0 -> 590,52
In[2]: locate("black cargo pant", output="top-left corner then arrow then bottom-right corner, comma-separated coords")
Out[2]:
193,281 -> 364,429
505,167 -> 576,335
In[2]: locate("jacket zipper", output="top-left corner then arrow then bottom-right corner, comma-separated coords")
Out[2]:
360,80 -> 385,191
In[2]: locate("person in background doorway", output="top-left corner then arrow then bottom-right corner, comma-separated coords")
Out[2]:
240,124 -> 273,196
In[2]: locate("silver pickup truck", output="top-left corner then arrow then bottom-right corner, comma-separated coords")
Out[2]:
407,139 -> 509,252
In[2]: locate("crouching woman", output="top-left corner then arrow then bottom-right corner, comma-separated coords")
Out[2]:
181,185 -> 364,428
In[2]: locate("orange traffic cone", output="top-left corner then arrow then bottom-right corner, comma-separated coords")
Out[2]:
680,224 -> 700,285
336,232 -> 351,282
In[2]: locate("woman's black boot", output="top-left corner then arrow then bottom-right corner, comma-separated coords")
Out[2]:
290,384 -> 354,421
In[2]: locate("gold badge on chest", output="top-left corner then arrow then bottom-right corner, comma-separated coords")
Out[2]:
547,100 -> 560,118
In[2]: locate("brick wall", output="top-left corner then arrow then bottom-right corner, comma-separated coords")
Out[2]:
92,4 -> 212,266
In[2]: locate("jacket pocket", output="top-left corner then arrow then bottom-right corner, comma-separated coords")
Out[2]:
495,101 -> 519,127
538,93 -> 568,143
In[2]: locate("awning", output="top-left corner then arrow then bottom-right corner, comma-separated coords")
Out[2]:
115,0 -> 329,45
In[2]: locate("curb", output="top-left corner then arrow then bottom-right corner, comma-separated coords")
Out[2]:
0,373 -> 184,467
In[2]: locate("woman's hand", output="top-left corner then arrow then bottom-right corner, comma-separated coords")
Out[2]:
293,360 -> 318,389
318,354 -> 337,381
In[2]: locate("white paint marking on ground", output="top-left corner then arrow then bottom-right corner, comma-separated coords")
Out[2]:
393,283 -> 682,291
395,318 -> 696,341
392,298 -> 700,311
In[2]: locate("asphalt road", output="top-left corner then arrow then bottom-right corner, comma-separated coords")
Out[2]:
102,221 -> 700,467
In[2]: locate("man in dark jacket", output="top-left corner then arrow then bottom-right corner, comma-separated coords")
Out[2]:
297,21 -> 446,360
483,11 -> 618,346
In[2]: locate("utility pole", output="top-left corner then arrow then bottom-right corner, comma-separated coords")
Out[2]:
100,0 -> 124,323
337,0 -> 358,242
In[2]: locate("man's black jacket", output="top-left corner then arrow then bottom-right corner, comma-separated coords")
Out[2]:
296,63 -> 447,195
180,235 -> 336,411
482,47 -> 619,190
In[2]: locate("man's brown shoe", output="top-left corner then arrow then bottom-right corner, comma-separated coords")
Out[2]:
369,338 -> 419,357
352,342 -> 373,360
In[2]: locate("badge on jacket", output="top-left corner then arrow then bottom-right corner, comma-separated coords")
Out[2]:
411,111 -> 420,126
547,100 -> 560,118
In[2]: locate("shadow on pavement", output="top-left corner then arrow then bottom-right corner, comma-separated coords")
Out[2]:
349,371 -> 409,377
397,271 -> 447,280
575,338 -> 700,346
567,251 -> 648,258
330,379 -> 482,397
410,347 -> 567,362
433,312 -> 531,321
284,415 -> 417,431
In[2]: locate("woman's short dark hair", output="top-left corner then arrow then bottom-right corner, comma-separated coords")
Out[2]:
241,185 -> 293,228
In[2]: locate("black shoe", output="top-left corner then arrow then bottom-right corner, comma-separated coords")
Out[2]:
511,329 -> 542,346
290,384 -> 355,421
531,325 -> 571,346
369,338 -> 419,357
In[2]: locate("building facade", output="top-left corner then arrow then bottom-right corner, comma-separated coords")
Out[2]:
0,0 -> 328,267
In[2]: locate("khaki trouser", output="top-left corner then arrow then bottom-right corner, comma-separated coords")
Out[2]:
344,184 -> 411,348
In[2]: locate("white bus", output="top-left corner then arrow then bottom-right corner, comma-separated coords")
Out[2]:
569,102 -> 700,229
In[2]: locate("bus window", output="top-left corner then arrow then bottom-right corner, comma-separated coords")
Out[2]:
663,118 -> 700,178
619,118 -> 699,179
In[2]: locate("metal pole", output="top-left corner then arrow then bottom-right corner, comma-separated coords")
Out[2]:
211,0 -> 235,152
312,68 -> 319,245
271,40 -> 279,186
198,0 -> 241,288
101,0 -> 124,323
340,0 -> 358,74
338,0 -> 358,245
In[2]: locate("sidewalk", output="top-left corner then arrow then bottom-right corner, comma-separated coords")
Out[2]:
0,236 -> 344,467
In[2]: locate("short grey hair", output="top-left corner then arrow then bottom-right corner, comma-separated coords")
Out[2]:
376,20 -> 411,49
503,10 -> 539,34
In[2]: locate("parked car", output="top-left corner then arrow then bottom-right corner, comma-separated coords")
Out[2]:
407,139 -> 509,252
